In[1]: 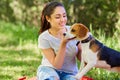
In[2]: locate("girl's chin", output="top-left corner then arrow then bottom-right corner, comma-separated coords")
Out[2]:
60,25 -> 66,27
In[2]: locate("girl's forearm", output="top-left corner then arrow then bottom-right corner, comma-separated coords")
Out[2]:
53,42 -> 67,69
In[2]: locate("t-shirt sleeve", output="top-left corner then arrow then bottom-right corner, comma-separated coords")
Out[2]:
38,35 -> 50,49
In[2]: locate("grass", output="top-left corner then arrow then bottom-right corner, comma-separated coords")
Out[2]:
0,21 -> 120,80
0,21 -> 41,80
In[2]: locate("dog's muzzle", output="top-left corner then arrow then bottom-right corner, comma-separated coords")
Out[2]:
63,32 -> 76,39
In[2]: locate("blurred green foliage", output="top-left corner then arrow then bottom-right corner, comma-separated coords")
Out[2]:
0,0 -> 120,36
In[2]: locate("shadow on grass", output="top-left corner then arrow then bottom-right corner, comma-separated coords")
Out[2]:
0,48 -> 41,66
0,75 -> 12,80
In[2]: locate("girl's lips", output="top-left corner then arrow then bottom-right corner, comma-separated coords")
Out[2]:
59,23 -> 66,26
60,25 -> 65,27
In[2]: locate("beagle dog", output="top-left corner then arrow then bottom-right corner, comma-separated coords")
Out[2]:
65,23 -> 120,80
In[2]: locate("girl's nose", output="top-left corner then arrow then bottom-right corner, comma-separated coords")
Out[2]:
60,17 -> 64,21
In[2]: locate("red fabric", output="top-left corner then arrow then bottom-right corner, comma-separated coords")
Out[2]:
18,76 -> 37,80
81,76 -> 94,80
18,76 -> 26,80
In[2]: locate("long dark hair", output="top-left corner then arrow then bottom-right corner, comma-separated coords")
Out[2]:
39,1 -> 64,34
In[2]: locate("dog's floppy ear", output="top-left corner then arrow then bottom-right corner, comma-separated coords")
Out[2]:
78,23 -> 89,39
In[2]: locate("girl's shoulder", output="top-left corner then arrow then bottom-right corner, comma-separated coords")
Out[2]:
38,30 -> 49,39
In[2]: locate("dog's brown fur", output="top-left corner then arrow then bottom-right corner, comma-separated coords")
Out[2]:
71,23 -> 89,40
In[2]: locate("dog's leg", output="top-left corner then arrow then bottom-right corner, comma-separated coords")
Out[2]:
79,56 -> 85,71
75,61 -> 96,80
108,67 -> 120,73
74,55 -> 85,80
95,60 -> 111,69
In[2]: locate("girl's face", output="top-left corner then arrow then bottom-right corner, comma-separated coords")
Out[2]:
46,6 -> 67,30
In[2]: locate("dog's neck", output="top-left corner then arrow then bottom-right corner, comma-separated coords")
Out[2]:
81,34 -> 93,43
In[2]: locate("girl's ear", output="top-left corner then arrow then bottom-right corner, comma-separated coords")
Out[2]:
45,16 -> 50,22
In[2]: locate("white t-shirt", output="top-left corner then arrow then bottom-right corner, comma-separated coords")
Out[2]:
38,26 -> 79,74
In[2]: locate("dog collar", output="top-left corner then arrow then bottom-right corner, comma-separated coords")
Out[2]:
81,35 -> 93,43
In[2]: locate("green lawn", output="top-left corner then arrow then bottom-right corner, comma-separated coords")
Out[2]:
0,21 -> 41,80
0,21 -> 120,80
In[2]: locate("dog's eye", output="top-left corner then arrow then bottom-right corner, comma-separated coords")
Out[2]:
71,29 -> 76,32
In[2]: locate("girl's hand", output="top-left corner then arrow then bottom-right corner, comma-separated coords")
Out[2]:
61,33 -> 76,45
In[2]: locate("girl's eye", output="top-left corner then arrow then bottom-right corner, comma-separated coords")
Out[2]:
55,17 -> 60,19
63,15 -> 66,17
55,16 -> 66,19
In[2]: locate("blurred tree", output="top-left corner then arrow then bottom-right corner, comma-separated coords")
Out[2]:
0,0 -> 15,22
0,0 -> 120,36
62,0 -> 119,36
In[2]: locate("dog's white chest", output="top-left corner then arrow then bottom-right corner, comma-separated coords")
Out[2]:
81,42 -> 97,62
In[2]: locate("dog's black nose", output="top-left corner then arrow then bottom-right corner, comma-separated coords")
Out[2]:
63,33 -> 66,36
